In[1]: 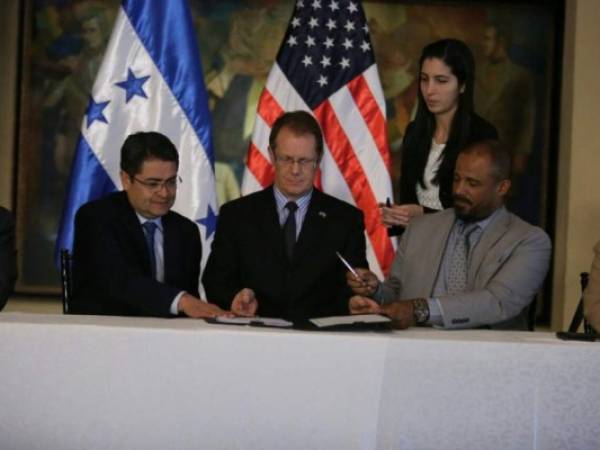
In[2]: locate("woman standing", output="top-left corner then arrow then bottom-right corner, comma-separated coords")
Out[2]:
382,39 -> 497,232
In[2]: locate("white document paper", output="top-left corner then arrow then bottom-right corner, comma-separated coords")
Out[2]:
213,316 -> 294,328
310,314 -> 391,328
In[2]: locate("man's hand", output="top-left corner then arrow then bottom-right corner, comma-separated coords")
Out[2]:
231,288 -> 258,317
346,268 -> 379,296
178,293 -> 228,318
381,301 -> 415,329
378,203 -> 424,228
349,296 -> 382,315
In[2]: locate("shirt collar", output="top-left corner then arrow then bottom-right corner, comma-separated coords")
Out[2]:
273,185 -> 313,212
455,206 -> 504,232
135,212 -> 163,232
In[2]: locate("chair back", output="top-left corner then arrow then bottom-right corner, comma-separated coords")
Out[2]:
60,249 -> 73,314
568,272 -> 589,332
527,298 -> 537,331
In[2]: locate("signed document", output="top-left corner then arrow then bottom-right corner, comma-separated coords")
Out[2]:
210,316 -> 294,328
309,314 -> 391,328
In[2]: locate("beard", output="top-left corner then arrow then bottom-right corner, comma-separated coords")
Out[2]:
453,195 -> 495,223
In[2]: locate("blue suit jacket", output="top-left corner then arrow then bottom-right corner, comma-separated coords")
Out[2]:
72,191 -> 201,317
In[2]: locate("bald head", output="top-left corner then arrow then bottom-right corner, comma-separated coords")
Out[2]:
452,140 -> 511,222
459,139 -> 511,182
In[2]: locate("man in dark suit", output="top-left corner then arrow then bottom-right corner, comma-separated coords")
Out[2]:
0,207 -> 17,310
348,139 -> 551,329
203,111 -> 368,321
72,132 -> 225,318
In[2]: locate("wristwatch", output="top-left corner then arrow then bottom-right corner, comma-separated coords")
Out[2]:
412,298 -> 430,325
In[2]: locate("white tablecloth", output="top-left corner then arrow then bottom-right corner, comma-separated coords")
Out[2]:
1,313 -> 598,450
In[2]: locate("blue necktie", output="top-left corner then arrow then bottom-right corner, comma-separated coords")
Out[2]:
142,221 -> 158,278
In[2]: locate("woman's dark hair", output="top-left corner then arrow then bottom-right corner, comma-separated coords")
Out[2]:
407,38 -> 476,187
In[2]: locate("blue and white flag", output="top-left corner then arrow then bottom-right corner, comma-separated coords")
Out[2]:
56,0 -> 217,270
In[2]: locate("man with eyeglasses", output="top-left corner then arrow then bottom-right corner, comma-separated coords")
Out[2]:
203,111 -> 368,321
72,131 -> 226,318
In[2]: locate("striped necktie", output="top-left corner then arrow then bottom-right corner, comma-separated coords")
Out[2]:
142,221 -> 158,278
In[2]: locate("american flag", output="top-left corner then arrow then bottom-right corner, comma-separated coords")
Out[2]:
242,0 -> 395,277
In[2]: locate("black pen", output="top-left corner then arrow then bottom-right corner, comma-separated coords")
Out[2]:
385,197 -> 392,207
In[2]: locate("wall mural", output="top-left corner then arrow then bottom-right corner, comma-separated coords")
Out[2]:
17,0 -> 558,294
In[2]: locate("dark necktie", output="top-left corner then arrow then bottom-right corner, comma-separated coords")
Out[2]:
447,223 -> 478,294
283,201 -> 298,261
142,221 -> 158,278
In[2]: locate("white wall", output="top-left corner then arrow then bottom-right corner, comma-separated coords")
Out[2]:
552,0 -> 600,330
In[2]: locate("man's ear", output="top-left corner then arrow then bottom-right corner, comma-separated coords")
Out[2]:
497,178 -> 511,197
268,147 -> 276,164
120,170 -> 132,190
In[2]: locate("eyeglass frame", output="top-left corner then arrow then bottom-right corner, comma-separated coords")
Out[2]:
272,153 -> 319,170
131,175 -> 182,192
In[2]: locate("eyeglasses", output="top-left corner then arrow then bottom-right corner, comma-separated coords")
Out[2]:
274,155 -> 318,170
132,175 -> 182,192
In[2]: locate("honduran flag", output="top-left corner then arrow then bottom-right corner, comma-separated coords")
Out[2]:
55,0 -> 217,270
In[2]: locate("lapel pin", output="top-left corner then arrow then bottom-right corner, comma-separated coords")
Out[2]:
318,211 -> 327,218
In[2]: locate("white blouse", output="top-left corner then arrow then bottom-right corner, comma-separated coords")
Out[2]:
415,140 -> 445,210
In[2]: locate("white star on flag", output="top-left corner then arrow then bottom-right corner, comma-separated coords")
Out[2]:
56,0 -> 218,278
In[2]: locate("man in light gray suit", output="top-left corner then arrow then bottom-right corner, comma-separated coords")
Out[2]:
348,139 -> 551,330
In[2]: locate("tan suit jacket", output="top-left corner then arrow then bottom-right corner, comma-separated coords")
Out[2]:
381,207 -> 551,329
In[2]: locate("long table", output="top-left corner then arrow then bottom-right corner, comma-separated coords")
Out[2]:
1,313 -> 598,450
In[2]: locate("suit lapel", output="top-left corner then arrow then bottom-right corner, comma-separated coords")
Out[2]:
420,211 -> 455,295
257,187 -> 287,263
116,193 -> 152,274
292,190 -> 327,265
468,207 -> 510,282
162,213 -> 177,283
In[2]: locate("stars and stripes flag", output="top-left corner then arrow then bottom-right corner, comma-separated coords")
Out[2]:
242,0 -> 395,277
55,0 -> 218,271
